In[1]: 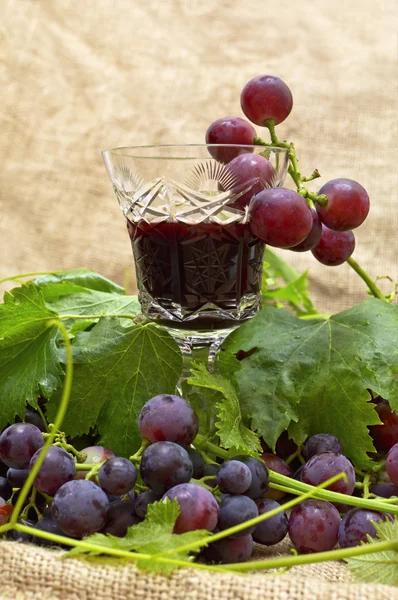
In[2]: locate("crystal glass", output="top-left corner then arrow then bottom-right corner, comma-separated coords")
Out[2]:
102,145 -> 289,356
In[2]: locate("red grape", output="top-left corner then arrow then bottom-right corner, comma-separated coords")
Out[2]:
163,483 -> 219,533
301,452 -> 356,495
249,188 -> 313,248
311,225 -> 355,266
316,179 -> 370,231
241,75 -> 293,126
138,394 -> 199,447
225,153 -> 276,208
288,499 -> 340,553
261,453 -> 293,500
386,443 -> 398,485
76,445 -> 115,480
338,507 -> 391,547
368,399 -> 398,453
205,116 -> 256,163
290,208 -> 322,252
202,534 -> 253,564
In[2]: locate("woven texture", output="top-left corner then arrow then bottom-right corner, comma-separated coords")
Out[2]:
0,1 -> 397,598
1,540 -> 397,600
0,0 -> 397,312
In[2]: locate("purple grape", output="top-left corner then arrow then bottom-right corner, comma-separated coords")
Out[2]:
0,476 -> 13,500
216,460 -> 252,495
138,394 -> 199,447
218,494 -> 258,538
98,457 -> 137,496
0,423 -> 44,469
368,400 -> 398,453
29,446 -> 76,496
134,490 -> 161,519
52,480 -> 110,538
205,116 -> 256,163
301,452 -> 356,495
254,498 -> 288,545
290,209 -> 323,252
202,534 -> 253,564
261,453 -> 293,501
241,75 -> 293,126
224,153 -> 276,207
250,188 -> 313,248
101,500 -> 141,537
233,456 -> 269,500
338,507 -> 392,548
370,482 -> 398,498
202,463 -> 219,488
140,441 -> 193,494
288,499 -> 341,553
187,448 -> 205,479
312,225 -> 355,266
7,468 -> 29,488
386,443 -> 398,485
76,445 -> 115,480
163,483 -> 219,533
32,517 -> 69,548
316,178 -> 370,231
23,410 -> 46,432
302,434 -> 344,462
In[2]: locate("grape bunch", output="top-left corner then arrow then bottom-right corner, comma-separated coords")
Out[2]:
206,74 -> 370,266
0,391 -> 396,563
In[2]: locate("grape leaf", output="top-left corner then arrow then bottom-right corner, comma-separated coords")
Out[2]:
46,319 -> 183,456
187,362 -> 261,456
0,284 -> 63,428
33,268 -> 125,295
346,518 -> 398,585
217,299 -> 398,469
68,498 -> 211,573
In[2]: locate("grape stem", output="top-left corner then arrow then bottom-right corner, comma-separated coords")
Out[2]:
346,257 -> 387,302
130,439 -> 151,465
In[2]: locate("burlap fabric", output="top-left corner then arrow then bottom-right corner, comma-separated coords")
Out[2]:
0,1 -> 397,598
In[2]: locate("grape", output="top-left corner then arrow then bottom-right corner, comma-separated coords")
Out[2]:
0,423 -> 44,469
186,448 -> 205,479
316,179 -> 370,231
224,153 -> 276,207
205,116 -> 256,163
288,499 -> 341,553
386,443 -> 398,485
250,188 -> 313,248
76,445 -> 115,480
202,463 -> 219,488
202,534 -> 253,564
29,446 -> 76,496
338,507 -> 391,548
5,519 -> 34,542
240,75 -> 293,126
101,500 -> 141,537
368,399 -> 398,453
0,460 -> 8,478
135,490 -> 161,519
301,452 -> 356,495
23,410 -> 46,432
369,482 -> 398,498
233,456 -> 269,500
163,483 -> 219,533
140,441 -> 193,494
275,431 -> 298,459
52,479 -> 110,537
216,460 -> 252,495
0,476 -> 13,500
98,457 -> 137,496
32,517 -> 69,548
290,208 -> 322,252
311,225 -> 355,266
293,465 -> 304,481
138,394 -> 199,447
7,468 -> 29,488
218,495 -> 258,538
261,454 -> 293,501
302,433 -> 343,461
253,498 -> 288,545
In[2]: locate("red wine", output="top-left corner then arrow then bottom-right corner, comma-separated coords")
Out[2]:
127,219 -> 264,328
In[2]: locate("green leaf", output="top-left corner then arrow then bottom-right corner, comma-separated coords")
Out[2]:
0,284 -> 63,428
263,247 -> 301,283
46,320 -> 183,456
346,518 -> 398,585
217,299 -> 398,469
33,268 -> 125,295
188,363 -> 261,456
68,498 -> 211,573
44,289 -> 140,322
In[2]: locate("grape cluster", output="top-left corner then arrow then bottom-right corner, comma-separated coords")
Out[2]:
205,75 -> 370,266
0,393 -> 396,564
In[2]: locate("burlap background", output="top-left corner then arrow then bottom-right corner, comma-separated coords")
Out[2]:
0,0 -> 397,598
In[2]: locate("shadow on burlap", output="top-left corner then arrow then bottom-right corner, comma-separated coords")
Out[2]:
1,539 -> 397,600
